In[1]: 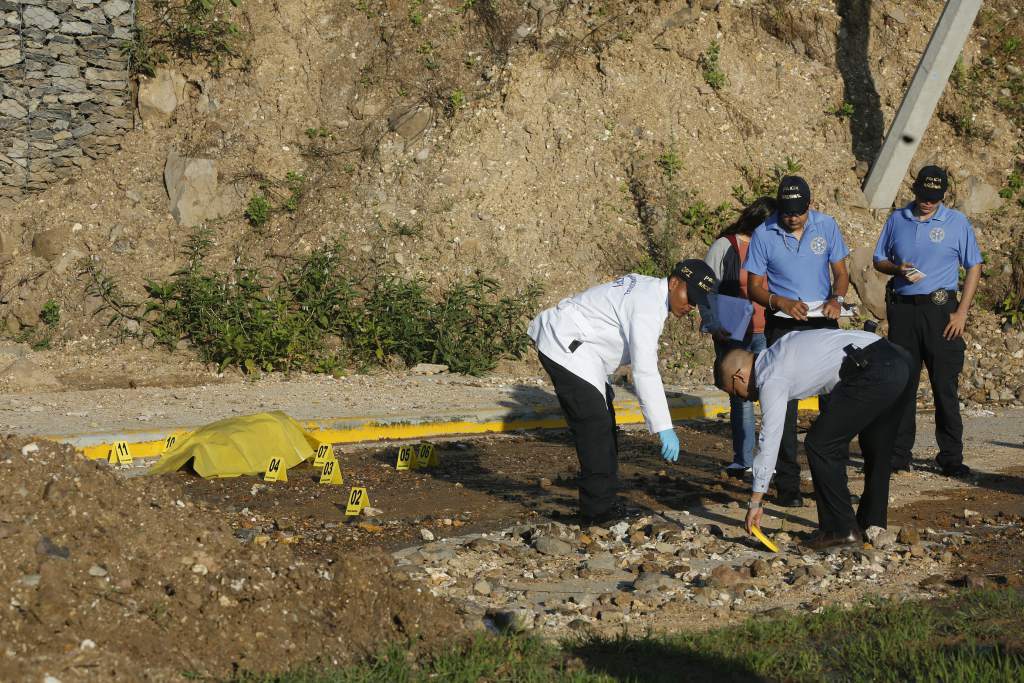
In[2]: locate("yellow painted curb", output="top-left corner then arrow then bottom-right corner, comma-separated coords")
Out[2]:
68,396 -> 820,461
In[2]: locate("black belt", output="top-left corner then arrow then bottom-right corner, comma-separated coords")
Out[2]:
887,289 -> 956,306
842,338 -> 890,371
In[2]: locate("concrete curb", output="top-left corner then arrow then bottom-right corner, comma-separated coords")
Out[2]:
50,391 -> 819,461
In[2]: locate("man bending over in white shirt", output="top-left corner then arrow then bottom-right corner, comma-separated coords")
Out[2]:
715,329 -> 914,550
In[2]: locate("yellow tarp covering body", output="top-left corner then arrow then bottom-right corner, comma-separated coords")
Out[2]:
147,411 -> 318,478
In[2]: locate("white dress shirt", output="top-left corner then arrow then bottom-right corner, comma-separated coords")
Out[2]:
752,328 -> 881,493
528,274 -> 673,434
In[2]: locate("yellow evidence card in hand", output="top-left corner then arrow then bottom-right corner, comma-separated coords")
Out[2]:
751,526 -> 779,552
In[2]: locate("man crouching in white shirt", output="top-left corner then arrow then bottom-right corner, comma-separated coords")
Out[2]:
529,260 -> 717,525
715,329 -> 914,550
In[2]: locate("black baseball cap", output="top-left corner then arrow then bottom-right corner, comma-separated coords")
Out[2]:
777,175 -> 811,215
912,165 -> 948,202
671,259 -> 716,307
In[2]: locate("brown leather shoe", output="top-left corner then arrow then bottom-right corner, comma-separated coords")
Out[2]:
801,530 -> 859,551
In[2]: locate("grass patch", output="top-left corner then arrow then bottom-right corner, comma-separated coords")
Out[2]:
237,590 -> 1024,682
124,0 -> 246,77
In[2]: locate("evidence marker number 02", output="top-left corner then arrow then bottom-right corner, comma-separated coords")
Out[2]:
345,487 -> 370,515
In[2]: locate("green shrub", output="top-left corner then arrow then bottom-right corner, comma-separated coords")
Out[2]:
245,194 -> 271,227
123,0 -> 245,77
700,41 -> 726,91
827,101 -> 855,118
656,148 -> 683,181
40,299 -> 60,327
679,199 -> 735,246
83,234 -> 542,376
283,172 -> 305,212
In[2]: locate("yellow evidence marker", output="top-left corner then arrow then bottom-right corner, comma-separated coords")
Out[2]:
751,526 -> 780,553
395,445 -> 415,471
414,443 -> 434,469
313,443 -> 332,467
319,458 -> 343,485
107,440 -> 132,465
264,457 -> 288,482
345,487 -> 370,515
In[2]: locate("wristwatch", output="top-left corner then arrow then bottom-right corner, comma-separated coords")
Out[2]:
748,500 -> 763,511
830,295 -> 846,305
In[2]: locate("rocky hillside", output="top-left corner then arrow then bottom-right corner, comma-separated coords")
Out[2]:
0,0 -> 1021,399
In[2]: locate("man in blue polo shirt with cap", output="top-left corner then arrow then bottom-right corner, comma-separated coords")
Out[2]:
744,176 -> 851,507
873,165 -> 982,478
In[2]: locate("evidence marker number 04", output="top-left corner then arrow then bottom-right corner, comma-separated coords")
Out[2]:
264,457 -> 288,482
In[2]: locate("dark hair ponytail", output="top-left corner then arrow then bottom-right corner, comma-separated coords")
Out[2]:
718,196 -> 777,238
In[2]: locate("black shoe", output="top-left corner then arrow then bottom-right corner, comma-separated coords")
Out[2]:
801,529 -> 860,551
580,504 -> 628,527
726,465 -> 751,480
940,463 -> 972,478
775,493 -> 804,508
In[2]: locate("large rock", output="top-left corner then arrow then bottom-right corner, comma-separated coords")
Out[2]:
0,98 -> 28,119
164,149 -> 236,227
849,246 -> 889,320
138,69 -> 182,122
0,359 -> 61,391
959,176 -> 1003,216
534,536 -> 572,556
102,0 -> 132,18
23,6 -> 60,30
31,227 -> 72,262
388,105 -> 433,141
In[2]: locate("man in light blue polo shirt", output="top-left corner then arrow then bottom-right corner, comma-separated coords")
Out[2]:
873,165 -> 982,478
744,176 -> 851,508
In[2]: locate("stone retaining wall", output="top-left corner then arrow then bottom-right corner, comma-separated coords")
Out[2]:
0,0 -> 134,202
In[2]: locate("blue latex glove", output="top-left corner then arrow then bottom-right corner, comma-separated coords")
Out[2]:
658,428 -> 680,463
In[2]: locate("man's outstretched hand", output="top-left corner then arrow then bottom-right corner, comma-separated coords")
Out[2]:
658,429 -> 680,463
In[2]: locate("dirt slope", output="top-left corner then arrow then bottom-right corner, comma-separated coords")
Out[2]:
0,0 -> 1021,389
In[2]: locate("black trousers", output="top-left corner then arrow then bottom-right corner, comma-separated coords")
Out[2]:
886,295 -> 966,470
538,352 -> 618,518
764,315 -> 840,498
804,339 -> 913,533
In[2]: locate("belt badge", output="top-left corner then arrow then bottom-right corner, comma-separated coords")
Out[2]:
930,289 -> 949,305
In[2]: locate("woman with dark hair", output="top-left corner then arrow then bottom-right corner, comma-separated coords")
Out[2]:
702,196 -> 776,479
